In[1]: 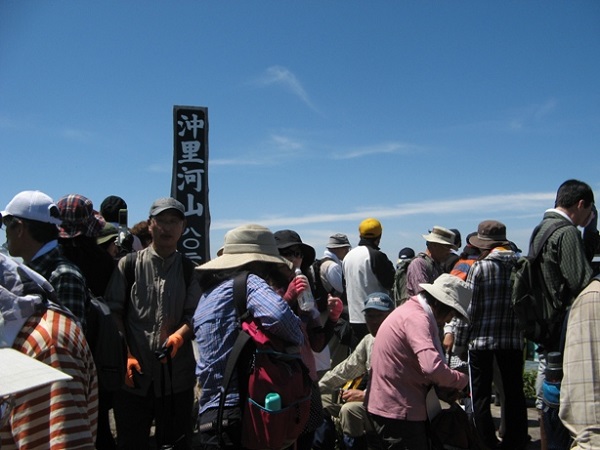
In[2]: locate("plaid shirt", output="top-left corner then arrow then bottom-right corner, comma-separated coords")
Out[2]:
534,211 -> 593,311
559,277 -> 600,448
27,245 -> 88,327
455,249 -> 523,351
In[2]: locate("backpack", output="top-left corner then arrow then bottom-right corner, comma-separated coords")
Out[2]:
511,220 -> 569,347
391,257 -> 413,307
391,253 -> 434,307
123,251 -> 196,291
84,291 -> 127,392
308,257 -> 334,311
217,272 -> 312,450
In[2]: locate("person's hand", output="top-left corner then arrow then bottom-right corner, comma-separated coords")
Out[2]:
327,295 -> 343,322
125,355 -> 142,388
340,388 -> 365,403
163,333 -> 184,360
435,386 -> 464,404
283,275 -> 308,303
443,332 -> 455,353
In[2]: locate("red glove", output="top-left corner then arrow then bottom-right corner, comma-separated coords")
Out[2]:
283,276 -> 308,303
125,355 -> 142,388
163,333 -> 184,360
328,296 -> 343,322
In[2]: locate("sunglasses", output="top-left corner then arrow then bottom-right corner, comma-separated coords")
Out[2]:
280,249 -> 303,259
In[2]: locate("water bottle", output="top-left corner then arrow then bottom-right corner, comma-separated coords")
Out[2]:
542,351 -> 563,408
295,268 -> 315,312
264,392 -> 281,411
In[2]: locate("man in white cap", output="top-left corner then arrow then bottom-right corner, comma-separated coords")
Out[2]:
194,224 -> 304,448
1,190 -> 88,325
365,274 -> 471,449
104,197 -> 200,449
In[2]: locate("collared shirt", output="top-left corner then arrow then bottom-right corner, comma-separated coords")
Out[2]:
559,277 -> 600,449
0,308 -> 99,449
105,246 -> 201,397
534,212 -> 593,350
319,333 -> 374,394
27,245 -> 88,327
194,273 -> 303,413
454,248 -> 523,351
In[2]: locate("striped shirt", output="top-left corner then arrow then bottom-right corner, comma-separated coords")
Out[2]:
455,249 -> 523,351
0,309 -> 99,449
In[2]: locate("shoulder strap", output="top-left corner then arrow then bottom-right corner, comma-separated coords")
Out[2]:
529,220 -> 569,260
181,256 -> 196,288
216,271 -> 252,444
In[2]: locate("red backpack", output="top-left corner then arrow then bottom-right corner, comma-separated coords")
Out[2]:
217,272 -> 312,450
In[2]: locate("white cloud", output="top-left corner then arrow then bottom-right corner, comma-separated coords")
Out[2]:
256,66 -> 318,111
332,142 -> 419,160
211,191 -> 555,231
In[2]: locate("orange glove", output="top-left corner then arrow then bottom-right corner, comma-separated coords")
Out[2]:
125,355 -> 142,388
283,276 -> 308,303
164,333 -> 184,360
327,295 -> 344,322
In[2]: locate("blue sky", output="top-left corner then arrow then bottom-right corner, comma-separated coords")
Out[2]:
1,1 -> 599,261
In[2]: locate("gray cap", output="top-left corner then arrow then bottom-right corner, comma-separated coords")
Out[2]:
149,197 -> 185,218
326,233 -> 351,249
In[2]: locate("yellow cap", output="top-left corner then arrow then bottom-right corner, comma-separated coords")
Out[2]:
359,218 -> 382,239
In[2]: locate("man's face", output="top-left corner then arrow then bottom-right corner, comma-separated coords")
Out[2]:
2,216 -> 24,257
364,309 -> 390,337
428,242 -> 453,263
575,200 -> 595,228
148,210 -> 185,250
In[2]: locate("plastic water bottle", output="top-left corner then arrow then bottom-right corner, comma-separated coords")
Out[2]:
295,268 -> 315,312
265,392 -> 281,411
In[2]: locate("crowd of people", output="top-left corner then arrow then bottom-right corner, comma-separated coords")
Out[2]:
0,178 -> 598,450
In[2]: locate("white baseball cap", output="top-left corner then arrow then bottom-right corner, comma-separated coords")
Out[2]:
1,190 -> 62,225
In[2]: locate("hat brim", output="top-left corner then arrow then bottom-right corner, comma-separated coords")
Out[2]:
422,234 -> 458,250
327,243 -> 351,249
468,235 -> 510,250
419,283 -> 470,323
97,233 -> 118,245
196,252 -> 293,272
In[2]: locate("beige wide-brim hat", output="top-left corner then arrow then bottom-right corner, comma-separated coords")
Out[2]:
196,224 -> 293,272
422,226 -> 458,250
419,273 -> 472,323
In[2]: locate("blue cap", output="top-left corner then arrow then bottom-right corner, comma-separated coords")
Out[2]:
362,292 -> 394,312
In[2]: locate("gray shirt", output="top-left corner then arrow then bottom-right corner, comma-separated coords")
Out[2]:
105,246 -> 201,397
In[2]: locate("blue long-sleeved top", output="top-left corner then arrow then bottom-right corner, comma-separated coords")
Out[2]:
194,273 -> 304,413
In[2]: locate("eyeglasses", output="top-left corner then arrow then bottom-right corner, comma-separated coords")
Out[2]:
280,249 -> 303,259
1,216 -> 21,229
151,217 -> 183,227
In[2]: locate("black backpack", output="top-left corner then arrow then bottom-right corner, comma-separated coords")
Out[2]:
511,220 -> 569,347
85,291 -> 127,392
